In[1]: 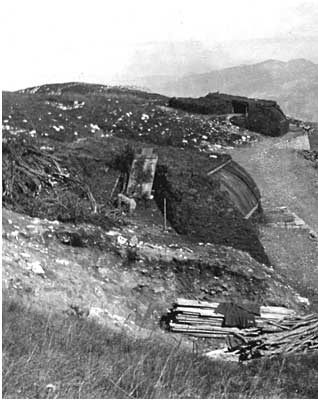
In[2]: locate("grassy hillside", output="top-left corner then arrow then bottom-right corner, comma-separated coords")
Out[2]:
3,83 -> 254,148
3,295 -> 318,399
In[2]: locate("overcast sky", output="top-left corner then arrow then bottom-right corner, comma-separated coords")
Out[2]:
2,0 -> 318,90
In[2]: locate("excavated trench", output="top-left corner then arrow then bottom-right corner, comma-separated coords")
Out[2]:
153,163 -> 270,266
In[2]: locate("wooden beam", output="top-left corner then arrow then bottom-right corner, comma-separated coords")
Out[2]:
244,202 -> 259,219
207,159 -> 232,176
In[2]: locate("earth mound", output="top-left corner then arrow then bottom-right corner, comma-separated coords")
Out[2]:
3,82 -> 269,267
169,93 -> 289,137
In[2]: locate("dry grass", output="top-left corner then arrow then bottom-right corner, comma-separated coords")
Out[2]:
2,294 -> 318,399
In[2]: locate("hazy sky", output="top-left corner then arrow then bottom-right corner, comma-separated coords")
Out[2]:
2,0 -> 318,90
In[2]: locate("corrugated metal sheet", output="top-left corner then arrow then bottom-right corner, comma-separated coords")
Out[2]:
212,161 -> 260,218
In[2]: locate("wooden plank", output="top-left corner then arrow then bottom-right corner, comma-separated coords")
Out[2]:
260,306 -> 296,315
187,333 -> 228,338
176,319 -> 223,326
171,329 -> 229,337
173,324 -> 232,332
176,314 -> 223,320
244,202 -> 259,220
170,323 -> 243,334
176,298 -> 220,308
260,313 -> 295,321
176,317 -> 223,323
174,307 -> 222,317
176,315 -> 223,320
207,159 -> 232,176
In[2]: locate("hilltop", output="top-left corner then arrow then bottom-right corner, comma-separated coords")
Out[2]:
3,82 -> 256,149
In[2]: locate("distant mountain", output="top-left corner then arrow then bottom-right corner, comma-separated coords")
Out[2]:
117,40 -> 238,83
134,59 -> 318,122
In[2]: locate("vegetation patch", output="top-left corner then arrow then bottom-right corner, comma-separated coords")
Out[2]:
3,295 -> 318,399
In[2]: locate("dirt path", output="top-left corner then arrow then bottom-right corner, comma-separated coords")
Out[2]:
228,133 -> 318,308
229,133 -> 318,231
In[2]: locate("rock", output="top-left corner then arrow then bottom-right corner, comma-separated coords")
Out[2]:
87,307 -> 107,324
56,258 -> 70,266
8,230 -> 19,240
28,261 -> 45,276
296,295 -> 310,306
153,286 -> 165,294
98,269 -> 109,279
45,383 -> 57,393
117,235 -> 128,246
129,235 -> 139,247
106,230 -> 120,236
188,188 -> 198,195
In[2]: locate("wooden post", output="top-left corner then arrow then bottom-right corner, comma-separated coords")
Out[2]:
109,173 -> 121,200
164,198 -> 167,232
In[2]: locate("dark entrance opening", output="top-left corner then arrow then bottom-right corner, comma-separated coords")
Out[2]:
309,132 -> 318,151
232,101 -> 248,115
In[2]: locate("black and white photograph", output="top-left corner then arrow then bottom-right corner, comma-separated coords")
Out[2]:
2,0 -> 318,398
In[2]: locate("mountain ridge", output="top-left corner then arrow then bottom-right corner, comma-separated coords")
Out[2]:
134,59 -> 318,122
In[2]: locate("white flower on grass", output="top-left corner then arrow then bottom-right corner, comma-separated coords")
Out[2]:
45,384 -> 56,392
141,113 -> 149,121
90,123 -> 100,132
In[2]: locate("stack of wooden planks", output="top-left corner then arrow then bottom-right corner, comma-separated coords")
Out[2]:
167,298 -> 296,339
168,298 -> 225,338
166,299 -> 318,360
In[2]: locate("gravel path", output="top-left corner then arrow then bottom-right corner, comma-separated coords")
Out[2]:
229,133 -> 318,232
228,133 -> 318,308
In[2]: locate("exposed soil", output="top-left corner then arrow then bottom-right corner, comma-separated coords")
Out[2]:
2,204 -> 305,339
